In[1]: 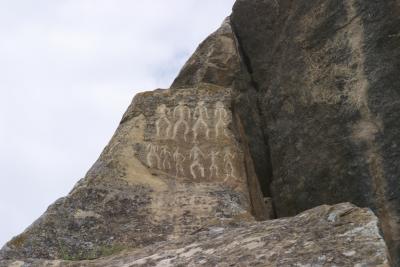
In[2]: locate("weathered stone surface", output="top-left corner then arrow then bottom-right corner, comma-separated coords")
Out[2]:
0,83 -> 269,261
1,0 -> 399,265
0,203 -> 390,266
171,18 -> 241,89
231,0 -> 400,264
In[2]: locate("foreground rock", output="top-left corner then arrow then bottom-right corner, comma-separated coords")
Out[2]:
0,203 -> 390,266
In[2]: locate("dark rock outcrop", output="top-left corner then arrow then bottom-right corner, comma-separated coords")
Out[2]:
231,0 -> 400,264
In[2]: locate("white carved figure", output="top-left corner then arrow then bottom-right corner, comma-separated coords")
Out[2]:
214,101 -> 230,138
223,149 -> 236,181
189,143 -> 205,179
173,147 -> 186,177
172,101 -> 191,142
208,150 -> 220,179
155,104 -> 171,139
192,101 -> 210,141
146,144 -> 160,169
160,145 -> 172,170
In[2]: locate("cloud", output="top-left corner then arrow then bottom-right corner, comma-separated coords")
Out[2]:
0,0 -> 236,247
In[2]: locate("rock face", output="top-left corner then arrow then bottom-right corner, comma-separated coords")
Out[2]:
0,21 -> 269,262
0,85 -> 268,259
171,18 -> 241,89
1,0 -> 399,266
0,203 -> 390,267
230,0 -> 400,264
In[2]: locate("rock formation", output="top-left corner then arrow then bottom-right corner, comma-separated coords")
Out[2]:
1,0 -> 399,266
231,0 -> 400,265
0,203 -> 390,266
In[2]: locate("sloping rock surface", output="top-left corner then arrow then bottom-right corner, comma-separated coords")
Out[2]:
0,83 -> 267,260
0,20 -> 269,262
0,203 -> 390,267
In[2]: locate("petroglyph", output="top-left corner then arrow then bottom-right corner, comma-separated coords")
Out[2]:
173,147 -> 186,177
173,101 -> 191,142
214,101 -> 230,138
224,149 -> 237,181
208,150 -> 220,179
146,144 -> 160,169
139,96 -> 241,184
155,104 -> 172,139
190,144 -> 205,179
160,146 -> 172,170
192,101 -> 210,141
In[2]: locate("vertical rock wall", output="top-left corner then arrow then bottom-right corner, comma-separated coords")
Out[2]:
231,0 -> 400,264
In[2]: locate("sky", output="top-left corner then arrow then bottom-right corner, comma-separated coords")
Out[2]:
0,0 -> 236,247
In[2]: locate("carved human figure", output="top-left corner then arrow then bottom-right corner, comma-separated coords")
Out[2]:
223,149 -> 236,181
189,143 -> 205,179
192,101 -> 210,141
160,145 -> 172,170
155,104 -> 171,139
172,101 -> 191,142
146,144 -> 160,169
208,150 -> 219,179
173,147 -> 186,177
214,101 -> 229,138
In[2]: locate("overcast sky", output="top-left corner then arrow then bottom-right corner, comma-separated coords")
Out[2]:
0,0 -> 236,247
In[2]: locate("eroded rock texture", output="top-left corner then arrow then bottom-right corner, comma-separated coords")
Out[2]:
1,0 -> 399,266
0,83 -> 270,260
230,0 -> 400,264
0,20 -> 269,263
0,204 -> 390,267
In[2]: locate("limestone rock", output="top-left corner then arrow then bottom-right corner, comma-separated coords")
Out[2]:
0,203 -> 390,266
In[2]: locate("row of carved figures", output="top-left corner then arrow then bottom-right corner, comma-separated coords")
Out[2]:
145,143 -> 237,181
155,101 -> 230,142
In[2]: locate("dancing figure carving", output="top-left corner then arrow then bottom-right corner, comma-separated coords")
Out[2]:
160,145 -> 172,170
192,101 -> 210,141
223,149 -> 236,181
173,147 -> 186,177
214,101 -> 229,138
155,104 -> 171,139
146,144 -> 160,169
189,143 -> 205,179
208,150 -> 220,179
172,101 -> 191,142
